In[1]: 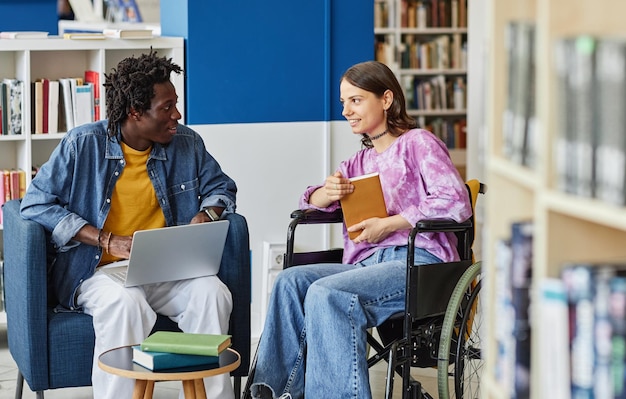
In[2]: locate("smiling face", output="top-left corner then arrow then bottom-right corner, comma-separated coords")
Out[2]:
340,79 -> 389,136
122,81 -> 181,150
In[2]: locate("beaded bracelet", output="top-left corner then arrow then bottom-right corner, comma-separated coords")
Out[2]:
105,231 -> 113,254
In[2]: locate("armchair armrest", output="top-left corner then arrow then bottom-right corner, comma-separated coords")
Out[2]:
2,199 -> 50,387
217,212 -> 251,377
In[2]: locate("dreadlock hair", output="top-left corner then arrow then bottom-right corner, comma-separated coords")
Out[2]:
103,49 -> 183,137
341,61 -> 416,149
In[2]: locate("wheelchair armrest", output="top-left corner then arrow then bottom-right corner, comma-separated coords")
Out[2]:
415,218 -> 472,233
411,217 -> 474,261
285,209 -> 344,268
289,208 -> 344,225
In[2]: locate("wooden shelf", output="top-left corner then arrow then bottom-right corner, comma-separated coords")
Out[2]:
408,109 -> 467,117
398,68 -> 467,76
488,156 -> 539,191
482,0 -> 626,398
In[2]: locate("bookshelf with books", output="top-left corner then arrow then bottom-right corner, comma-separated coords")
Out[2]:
482,0 -> 626,398
0,37 -> 185,321
374,0 -> 468,175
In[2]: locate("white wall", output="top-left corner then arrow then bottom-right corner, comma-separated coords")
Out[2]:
194,120 -> 361,338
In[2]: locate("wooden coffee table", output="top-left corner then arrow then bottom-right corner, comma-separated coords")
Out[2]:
98,345 -> 241,399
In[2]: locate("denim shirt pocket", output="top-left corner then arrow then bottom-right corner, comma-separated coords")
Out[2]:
165,178 -> 200,223
167,178 -> 199,198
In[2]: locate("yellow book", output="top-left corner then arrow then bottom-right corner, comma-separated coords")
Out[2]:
33,80 -> 44,134
340,172 -> 388,240
18,169 -> 26,198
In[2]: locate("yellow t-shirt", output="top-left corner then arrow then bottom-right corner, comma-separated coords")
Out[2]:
100,142 -> 166,265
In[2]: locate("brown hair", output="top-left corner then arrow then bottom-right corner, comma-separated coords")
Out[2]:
341,61 -> 416,148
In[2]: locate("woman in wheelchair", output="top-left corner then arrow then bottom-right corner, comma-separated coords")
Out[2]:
250,61 -> 472,399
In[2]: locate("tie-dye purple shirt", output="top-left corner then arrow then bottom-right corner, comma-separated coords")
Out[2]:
300,129 -> 472,264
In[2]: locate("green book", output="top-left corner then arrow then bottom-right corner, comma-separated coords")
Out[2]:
140,331 -> 232,357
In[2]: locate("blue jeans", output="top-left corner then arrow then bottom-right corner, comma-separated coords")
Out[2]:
250,245 -> 442,399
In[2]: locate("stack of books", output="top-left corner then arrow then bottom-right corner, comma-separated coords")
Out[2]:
132,331 -> 231,371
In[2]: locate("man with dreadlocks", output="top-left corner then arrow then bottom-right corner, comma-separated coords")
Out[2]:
20,51 -> 237,399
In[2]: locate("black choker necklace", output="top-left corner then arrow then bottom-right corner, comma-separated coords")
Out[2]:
369,130 -> 388,141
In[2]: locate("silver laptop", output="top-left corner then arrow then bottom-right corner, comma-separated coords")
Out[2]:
101,220 -> 230,287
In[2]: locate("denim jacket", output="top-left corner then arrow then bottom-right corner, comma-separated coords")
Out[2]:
20,120 -> 237,310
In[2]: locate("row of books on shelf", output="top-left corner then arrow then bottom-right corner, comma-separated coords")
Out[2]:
375,36 -> 399,71
0,169 -> 27,225
374,0 -> 467,29
422,117 -> 466,149
494,220 -> 533,399
1,78 -> 24,135
502,21 -> 537,169
376,32 -> 466,71
540,262 -> 626,399
554,34 -> 626,207
0,71 -> 100,136
34,72 -> 100,134
132,331 -> 231,371
402,75 -> 466,111
503,23 -> 626,209
494,219 -> 626,399
402,33 -> 466,70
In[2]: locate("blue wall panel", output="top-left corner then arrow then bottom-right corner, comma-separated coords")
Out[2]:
0,0 -> 57,34
329,0 -> 375,121
0,0 -> 374,123
162,0 -> 374,124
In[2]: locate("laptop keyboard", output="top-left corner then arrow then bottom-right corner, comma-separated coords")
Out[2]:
108,270 -> 127,284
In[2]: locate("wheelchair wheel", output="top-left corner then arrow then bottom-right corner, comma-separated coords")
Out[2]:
437,261 -> 483,399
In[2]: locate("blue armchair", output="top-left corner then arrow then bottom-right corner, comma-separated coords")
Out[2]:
2,199 -> 251,399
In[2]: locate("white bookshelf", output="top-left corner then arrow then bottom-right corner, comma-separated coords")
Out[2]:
0,36 -> 184,191
0,37 -> 185,322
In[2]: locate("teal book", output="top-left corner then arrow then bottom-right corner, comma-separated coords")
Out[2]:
140,331 -> 231,357
132,345 -> 219,371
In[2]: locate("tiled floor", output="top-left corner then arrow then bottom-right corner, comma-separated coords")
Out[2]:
0,327 -> 439,399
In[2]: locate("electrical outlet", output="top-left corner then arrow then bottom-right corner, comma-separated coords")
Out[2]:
263,242 -> 286,270
262,242 -> 287,326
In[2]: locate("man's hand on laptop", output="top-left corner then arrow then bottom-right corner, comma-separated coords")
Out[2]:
108,234 -> 132,259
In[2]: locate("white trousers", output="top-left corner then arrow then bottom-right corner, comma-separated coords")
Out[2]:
76,271 -> 235,399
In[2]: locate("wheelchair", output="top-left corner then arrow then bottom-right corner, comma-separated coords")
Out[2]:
244,180 -> 485,399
